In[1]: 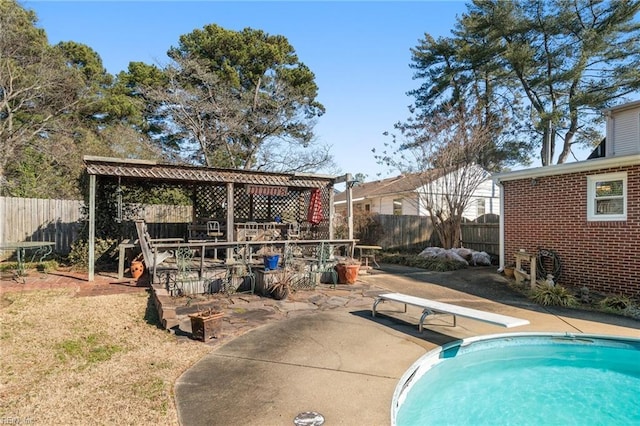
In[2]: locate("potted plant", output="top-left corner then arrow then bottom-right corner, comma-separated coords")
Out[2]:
336,258 -> 361,284
188,307 -> 224,341
268,268 -> 294,300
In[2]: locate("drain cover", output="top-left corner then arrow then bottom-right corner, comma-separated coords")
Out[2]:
293,411 -> 325,426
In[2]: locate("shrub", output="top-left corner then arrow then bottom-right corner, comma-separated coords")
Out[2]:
379,252 -> 467,272
67,238 -> 117,269
531,283 -> 576,307
599,295 -> 633,311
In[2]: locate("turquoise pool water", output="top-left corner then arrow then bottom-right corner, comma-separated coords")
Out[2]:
393,333 -> 640,426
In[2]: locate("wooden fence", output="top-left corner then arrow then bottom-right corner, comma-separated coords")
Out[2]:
0,197 -> 83,256
357,214 -> 499,254
1,197 -> 500,260
0,197 -> 192,259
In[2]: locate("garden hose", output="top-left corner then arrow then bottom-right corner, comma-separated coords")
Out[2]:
536,248 -> 562,282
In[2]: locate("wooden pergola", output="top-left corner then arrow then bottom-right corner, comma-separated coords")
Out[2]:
83,156 -> 355,281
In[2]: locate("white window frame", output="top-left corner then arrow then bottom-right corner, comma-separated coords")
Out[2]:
587,172 -> 627,221
393,198 -> 403,215
477,198 -> 486,217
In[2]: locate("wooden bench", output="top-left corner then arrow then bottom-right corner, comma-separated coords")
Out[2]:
372,292 -> 530,333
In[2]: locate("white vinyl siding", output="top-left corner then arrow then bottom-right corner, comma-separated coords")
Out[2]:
607,108 -> 640,157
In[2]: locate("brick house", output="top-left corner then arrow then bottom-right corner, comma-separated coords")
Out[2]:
493,100 -> 640,297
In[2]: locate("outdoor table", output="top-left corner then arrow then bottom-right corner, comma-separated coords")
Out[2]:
0,241 -> 55,280
355,245 -> 382,268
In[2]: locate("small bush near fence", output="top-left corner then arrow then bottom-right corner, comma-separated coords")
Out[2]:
379,252 -> 468,272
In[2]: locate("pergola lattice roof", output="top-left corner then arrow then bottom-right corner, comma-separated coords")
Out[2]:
83,156 -> 336,188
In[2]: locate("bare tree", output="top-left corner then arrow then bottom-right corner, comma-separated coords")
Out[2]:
0,1 -> 83,189
378,105 -> 497,248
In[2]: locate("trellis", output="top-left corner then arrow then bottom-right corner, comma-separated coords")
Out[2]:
83,155 -> 344,281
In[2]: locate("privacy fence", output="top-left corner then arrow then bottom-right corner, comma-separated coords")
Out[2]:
0,197 -> 192,259
357,214 -> 499,254
1,197 -> 500,260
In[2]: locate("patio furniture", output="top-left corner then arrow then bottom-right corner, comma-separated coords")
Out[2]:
117,239 -> 138,279
308,241 -> 338,288
355,245 -> 382,269
206,221 -> 225,259
372,293 -> 530,333
514,251 -> 537,289
0,241 -> 55,281
134,220 -> 184,282
287,222 -> 301,239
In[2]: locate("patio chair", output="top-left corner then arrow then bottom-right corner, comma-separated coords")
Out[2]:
222,243 -> 256,295
206,221 -> 225,259
134,220 -> 183,282
287,222 -> 301,240
309,242 -> 337,288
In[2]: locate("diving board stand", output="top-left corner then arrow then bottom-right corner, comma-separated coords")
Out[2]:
372,292 -> 530,333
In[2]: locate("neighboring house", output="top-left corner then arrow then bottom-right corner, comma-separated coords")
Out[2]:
493,100 -> 640,297
334,168 -> 501,220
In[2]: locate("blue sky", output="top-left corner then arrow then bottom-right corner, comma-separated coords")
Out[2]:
22,0 -> 470,182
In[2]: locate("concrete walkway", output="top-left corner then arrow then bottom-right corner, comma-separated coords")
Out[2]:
174,265 -> 640,426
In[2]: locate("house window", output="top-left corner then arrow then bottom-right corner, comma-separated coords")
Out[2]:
364,203 -> 371,212
477,199 -> 486,216
587,172 -> 627,221
393,199 -> 403,215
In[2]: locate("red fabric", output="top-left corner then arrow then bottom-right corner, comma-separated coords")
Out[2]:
307,188 -> 323,225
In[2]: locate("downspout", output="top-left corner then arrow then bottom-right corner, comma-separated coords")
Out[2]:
496,179 -> 505,272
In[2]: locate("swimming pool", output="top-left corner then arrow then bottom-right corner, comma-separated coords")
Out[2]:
392,332 -> 640,425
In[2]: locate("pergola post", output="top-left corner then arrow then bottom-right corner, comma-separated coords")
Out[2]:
335,173 -> 354,241
88,174 -> 96,282
226,182 -> 234,262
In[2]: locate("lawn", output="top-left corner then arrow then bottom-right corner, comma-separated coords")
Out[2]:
0,289 -> 210,424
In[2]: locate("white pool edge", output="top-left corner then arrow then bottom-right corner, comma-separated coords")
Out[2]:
390,332 -> 640,425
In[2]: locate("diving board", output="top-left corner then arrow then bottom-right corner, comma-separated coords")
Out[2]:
372,292 -> 530,333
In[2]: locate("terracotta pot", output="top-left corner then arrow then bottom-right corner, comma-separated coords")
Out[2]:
130,260 -> 145,279
337,263 -> 360,284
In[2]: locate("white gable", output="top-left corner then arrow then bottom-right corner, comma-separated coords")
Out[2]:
605,101 -> 640,157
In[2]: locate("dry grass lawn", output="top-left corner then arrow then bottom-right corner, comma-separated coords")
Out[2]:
0,289 -> 211,425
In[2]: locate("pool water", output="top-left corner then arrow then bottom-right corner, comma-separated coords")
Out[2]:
393,333 -> 640,426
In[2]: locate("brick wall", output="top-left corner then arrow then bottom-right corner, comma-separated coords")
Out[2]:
503,165 -> 640,298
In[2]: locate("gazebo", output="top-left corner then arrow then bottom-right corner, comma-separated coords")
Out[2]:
83,156 -> 356,283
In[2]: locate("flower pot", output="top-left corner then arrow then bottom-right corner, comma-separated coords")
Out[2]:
270,283 -> 290,300
130,260 -> 145,279
189,311 -> 224,341
336,263 -> 360,284
264,254 -> 280,271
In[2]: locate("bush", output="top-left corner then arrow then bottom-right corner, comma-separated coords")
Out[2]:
530,283 -> 576,307
379,252 -> 467,272
599,295 -> 633,311
67,238 -> 117,269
